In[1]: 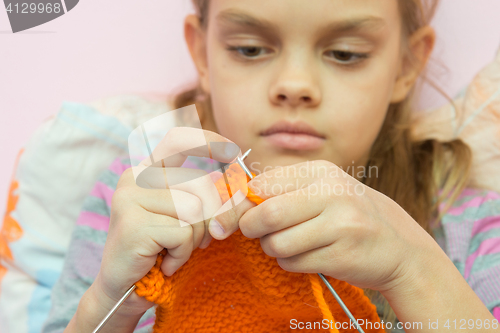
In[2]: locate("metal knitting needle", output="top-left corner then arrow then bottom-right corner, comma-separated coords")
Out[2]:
318,273 -> 365,333
238,149 -> 365,333
237,148 -> 252,174
92,284 -> 136,333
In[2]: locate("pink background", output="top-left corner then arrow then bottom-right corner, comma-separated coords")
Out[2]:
1,0 -> 500,213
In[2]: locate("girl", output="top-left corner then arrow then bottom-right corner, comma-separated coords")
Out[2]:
42,0 -> 500,332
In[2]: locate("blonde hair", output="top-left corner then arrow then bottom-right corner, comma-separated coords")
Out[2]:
174,0 -> 472,330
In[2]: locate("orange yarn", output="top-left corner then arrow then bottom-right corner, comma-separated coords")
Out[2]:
308,274 -> 338,332
135,163 -> 383,332
1,149 -> 24,295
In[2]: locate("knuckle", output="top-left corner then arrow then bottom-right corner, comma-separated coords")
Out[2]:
276,257 -> 295,272
260,201 -> 284,228
111,207 -> 141,242
121,167 -> 134,177
238,216 -> 251,236
158,189 -> 173,205
216,206 -> 238,229
117,168 -> 134,188
178,224 -> 194,245
182,201 -> 202,222
165,126 -> 179,139
264,234 -> 288,258
313,160 -> 333,175
112,186 -> 135,207
163,127 -> 184,145
342,204 -> 376,240
186,196 -> 203,219
258,170 -> 274,186
350,198 -> 366,220
316,159 -> 332,168
343,204 -> 362,225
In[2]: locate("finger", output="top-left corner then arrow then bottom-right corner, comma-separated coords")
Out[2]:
119,210 -> 194,279
140,127 -> 240,168
136,169 -> 225,250
131,127 -> 240,186
199,171 -> 224,249
167,170 -> 224,249
247,160 -> 349,200
160,235 -> 194,277
275,246 -> 334,275
141,213 -> 196,277
118,167 -> 224,250
117,166 -> 202,191
198,232 -> 213,249
239,185 -> 326,239
208,189 -> 256,240
125,187 -> 206,249
135,166 -> 208,190
134,167 -> 223,247
131,209 -> 206,277
259,212 -> 335,259
124,187 -> 197,220
116,167 -> 143,190
209,171 -> 224,184
194,170 -> 224,249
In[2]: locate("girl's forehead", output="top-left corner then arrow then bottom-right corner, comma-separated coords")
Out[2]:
209,0 -> 399,34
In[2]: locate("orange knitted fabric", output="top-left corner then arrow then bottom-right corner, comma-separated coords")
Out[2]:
135,163 -> 383,332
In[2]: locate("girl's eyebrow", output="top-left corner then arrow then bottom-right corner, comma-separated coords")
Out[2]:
321,16 -> 386,34
216,9 -> 278,34
216,9 -> 386,35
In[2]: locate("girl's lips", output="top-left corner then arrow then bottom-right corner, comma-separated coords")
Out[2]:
262,132 -> 325,150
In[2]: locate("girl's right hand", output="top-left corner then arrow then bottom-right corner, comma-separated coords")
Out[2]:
91,127 -> 242,316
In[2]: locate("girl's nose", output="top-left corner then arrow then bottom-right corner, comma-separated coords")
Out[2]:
269,66 -> 321,108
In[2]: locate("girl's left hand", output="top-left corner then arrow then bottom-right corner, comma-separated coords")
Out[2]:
210,159 -> 442,294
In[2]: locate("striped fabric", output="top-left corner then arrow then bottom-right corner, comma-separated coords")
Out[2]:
434,189 -> 500,313
41,157 -> 500,332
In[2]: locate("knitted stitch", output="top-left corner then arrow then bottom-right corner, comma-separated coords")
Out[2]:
135,163 -> 383,332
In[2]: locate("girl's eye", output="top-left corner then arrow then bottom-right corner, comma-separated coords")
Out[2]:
326,50 -> 369,64
226,46 -> 267,58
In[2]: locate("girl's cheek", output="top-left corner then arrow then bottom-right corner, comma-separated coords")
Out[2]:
320,74 -> 393,162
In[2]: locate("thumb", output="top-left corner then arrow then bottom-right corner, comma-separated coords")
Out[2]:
208,189 -> 256,240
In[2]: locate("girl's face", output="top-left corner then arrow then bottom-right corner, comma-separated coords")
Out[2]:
193,0 -> 407,174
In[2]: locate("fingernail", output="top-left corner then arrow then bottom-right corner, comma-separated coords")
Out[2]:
209,218 -> 225,238
224,142 -> 239,160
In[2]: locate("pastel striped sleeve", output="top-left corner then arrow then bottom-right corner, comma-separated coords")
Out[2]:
437,188 -> 500,320
41,157 -> 156,333
463,190 -> 500,320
